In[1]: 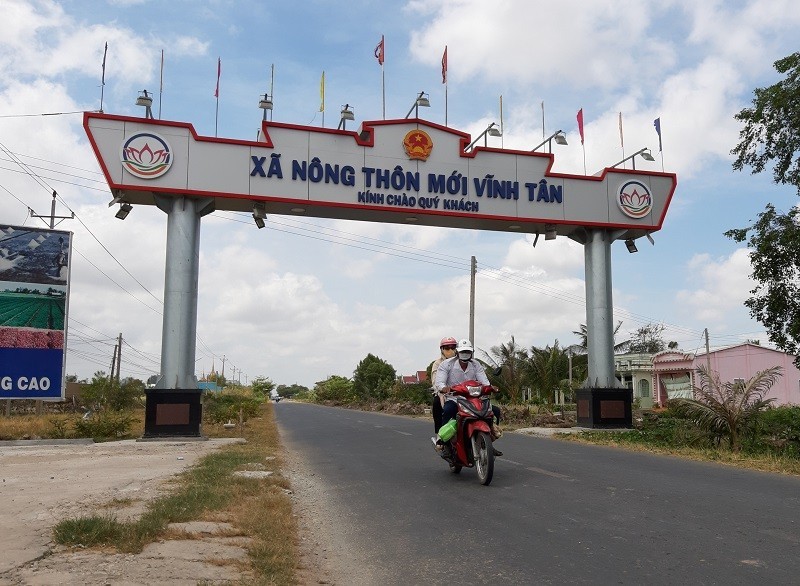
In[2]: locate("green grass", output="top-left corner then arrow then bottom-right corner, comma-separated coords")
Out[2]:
52,403 -> 299,583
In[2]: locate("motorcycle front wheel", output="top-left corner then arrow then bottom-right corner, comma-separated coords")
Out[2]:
471,431 -> 494,485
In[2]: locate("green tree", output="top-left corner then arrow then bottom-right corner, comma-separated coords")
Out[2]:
671,366 -> 781,452
485,336 -> 528,403
525,341 -> 570,404
314,375 -> 354,403
727,52 -> 800,363
627,323 -> 667,354
82,372 -> 143,411
572,321 -> 630,353
352,354 -> 396,401
250,376 -> 275,399
275,383 -> 309,398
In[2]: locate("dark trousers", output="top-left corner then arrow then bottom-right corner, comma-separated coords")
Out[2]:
432,395 -> 443,432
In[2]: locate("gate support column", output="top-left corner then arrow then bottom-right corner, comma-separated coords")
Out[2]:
141,195 -> 214,439
575,228 -> 632,428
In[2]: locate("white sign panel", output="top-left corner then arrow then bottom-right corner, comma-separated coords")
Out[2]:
85,114 -> 677,239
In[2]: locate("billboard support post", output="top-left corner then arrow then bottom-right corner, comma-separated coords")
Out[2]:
141,195 -> 214,439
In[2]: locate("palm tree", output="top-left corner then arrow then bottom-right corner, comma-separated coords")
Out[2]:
525,340 -> 571,404
572,321 -> 630,353
670,365 -> 781,452
484,336 -> 528,403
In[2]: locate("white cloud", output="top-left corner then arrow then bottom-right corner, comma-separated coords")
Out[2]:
676,248 -> 754,328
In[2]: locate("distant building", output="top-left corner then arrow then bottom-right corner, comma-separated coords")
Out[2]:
614,343 -> 800,409
651,343 -> 800,407
400,370 -> 429,385
614,352 -> 656,408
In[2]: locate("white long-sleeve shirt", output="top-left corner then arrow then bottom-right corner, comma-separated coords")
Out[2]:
434,356 -> 490,402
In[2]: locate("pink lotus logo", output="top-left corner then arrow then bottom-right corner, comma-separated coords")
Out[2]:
617,180 -> 652,219
120,132 -> 172,179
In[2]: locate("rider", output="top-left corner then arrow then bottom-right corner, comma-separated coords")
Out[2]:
433,339 -> 503,455
430,336 -> 457,433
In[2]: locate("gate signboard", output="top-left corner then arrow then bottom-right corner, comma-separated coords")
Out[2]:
0,225 -> 71,400
85,114 -> 676,240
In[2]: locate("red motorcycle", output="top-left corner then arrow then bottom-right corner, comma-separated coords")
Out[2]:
434,380 -> 497,485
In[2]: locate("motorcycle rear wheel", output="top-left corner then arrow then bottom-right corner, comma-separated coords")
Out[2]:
472,431 -> 494,485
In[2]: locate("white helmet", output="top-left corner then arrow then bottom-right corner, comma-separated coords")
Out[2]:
456,339 -> 474,360
456,339 -> 473,353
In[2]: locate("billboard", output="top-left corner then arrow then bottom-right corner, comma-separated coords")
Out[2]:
0,224 -> 72,400
84,113 -> 677,241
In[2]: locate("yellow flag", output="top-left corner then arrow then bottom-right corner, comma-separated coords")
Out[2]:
319,71 -> 325,112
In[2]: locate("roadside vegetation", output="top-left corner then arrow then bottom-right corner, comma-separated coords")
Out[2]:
2,377 -> 302,584
50,396 -> 297,584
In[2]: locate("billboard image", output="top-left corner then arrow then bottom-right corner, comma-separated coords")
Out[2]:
0,224 -> 72,399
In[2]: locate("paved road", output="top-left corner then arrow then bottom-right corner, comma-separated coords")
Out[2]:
276,401 -> 800,585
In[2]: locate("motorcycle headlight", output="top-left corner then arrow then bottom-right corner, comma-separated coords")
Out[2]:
467,385 -> 482,397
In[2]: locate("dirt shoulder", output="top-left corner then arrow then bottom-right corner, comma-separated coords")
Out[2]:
0,438 -> 246,585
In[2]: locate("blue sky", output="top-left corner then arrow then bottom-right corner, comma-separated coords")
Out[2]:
1,0 -> 799,387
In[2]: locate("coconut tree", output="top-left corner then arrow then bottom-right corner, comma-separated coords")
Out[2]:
670,365 -> 781,452
483,336 -> 528,403
572,321 -> 630,354
525,340 -> 571,405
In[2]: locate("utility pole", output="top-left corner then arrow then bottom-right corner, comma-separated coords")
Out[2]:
109,342 -> 117,383
469,256 -> 476,344
221,355 -> 226,380
115,332 -> 122,383
704,328 -> 712,375
29,190 -> 74,229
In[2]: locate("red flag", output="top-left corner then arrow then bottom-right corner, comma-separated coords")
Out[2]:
214,57 -> 221,97
577,108 -> 584,145
441,46 -> 448,84
374,35 -> 384,65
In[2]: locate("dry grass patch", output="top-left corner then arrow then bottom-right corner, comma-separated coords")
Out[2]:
50,402 -> 299,584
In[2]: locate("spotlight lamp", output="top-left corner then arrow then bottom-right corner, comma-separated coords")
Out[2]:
624,238 -> 638,254
135,90 -> 153,119
465,122 -> 502,151
258,93 -> 273,120
405,91 -> 430,119
115,203 -> 132,220
612,147 -> 655,170
337,104 -> 355,130
252,204 -> 266,229
531,130 -> 568,153
544,223 -> 557,240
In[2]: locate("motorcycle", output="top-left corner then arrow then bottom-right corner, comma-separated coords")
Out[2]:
433,380 -> 497,485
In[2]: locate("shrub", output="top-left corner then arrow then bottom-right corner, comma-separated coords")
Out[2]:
73,411 -> 133,440
670,366 -> 780,452
203,390 -> 261,424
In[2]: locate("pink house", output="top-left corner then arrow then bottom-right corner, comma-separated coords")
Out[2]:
652,343 -> 800,407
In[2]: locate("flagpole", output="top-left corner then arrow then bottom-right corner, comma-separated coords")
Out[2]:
442,46 -> 448,126
100,42 -> 107,113
499,95 -> 504,149
320,71 -> 325,128
214,57 -> 220,137
375,35 -> 385,120
619,111 -> 625,168
158,49 -> 164,119
541,101 -> 545,139
577,108 -> 586,174
654,117 -> 664,171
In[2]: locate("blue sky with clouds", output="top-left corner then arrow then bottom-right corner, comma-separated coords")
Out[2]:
1,0 -> 798,387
